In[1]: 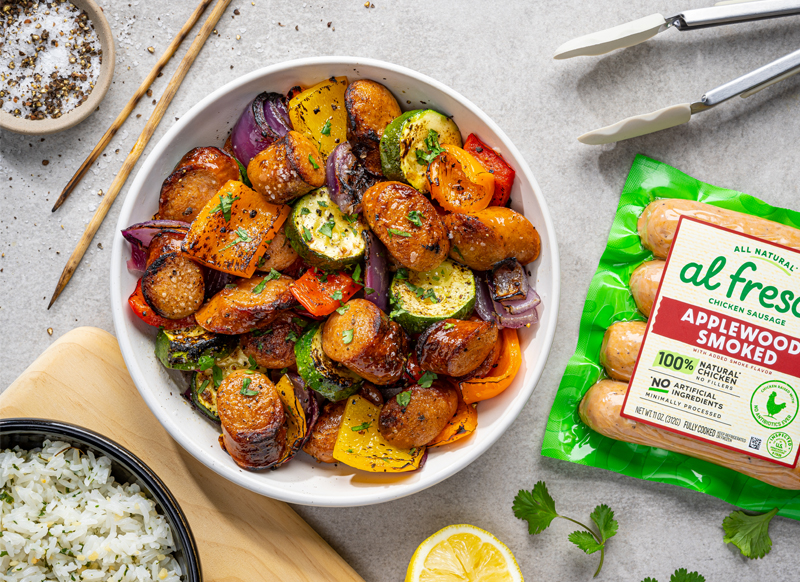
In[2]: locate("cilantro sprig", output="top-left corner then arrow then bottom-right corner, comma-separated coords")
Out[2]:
209,191 -> 240,222
642,569 -> 706,582
220,227 -> 252,251
722,507 -> 778,559
513,481 -> 617,578
415,129 -> 445,166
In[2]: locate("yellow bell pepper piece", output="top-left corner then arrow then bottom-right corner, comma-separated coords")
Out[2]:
333,393 -> 426,472
288,76 -> 348,158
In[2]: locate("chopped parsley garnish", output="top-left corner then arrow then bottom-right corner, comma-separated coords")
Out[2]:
286,331 -> 300,343
351,421 -> 371,432
209,191 -> 240,222
247,355 -> 258,370
365,287 -> 375,295
280,367 -> 289,376
331,290 -> 343,301
292,317 -> 309,328
308,154 -> 319,169
198,355 -> 215,371
395,268 -> 409,280
453,245 -> 465,260
418,371 -> 437,388
336,304 -> 350,315
251,277 -> 268,294
251,328 -> 273,336
240,377 -> 259,396
235,160 -> 252,188
318,219 -> 335,238
415,129 -> 445,166
321,118 -> 332,136
211,364 -> 224,387
387,228 -> 412,238
302,226 -> 313,242
443,323 -> 455,330
406,210 -> 424,227
198,379 -> 210,394
301,207 -> 311,215
317,199 -> 328,208
352,263 -> 362,283
225,283 -> 238,289
396,391 -> 411,407
220,227 -> 252,251
342,329 -> 354,344
344,213 -> 358,224
254,268 -> 282,290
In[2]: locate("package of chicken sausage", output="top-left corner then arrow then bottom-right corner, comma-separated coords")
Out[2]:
542,154 -> 800,519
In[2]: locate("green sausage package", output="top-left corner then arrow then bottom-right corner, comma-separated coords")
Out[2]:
542,154 -> 800,519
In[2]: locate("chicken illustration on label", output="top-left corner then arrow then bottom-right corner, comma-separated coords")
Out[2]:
621,217 -> 800,467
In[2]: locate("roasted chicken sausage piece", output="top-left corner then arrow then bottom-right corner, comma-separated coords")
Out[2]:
444,207 -> 540,271
141,231 -> 205,320
362,181 -> 449,272
378,382 -> 458,449
247,130 -> 325,204
417,319 -> 499,377
255,222 -> 298,273
195,274 -> 297,335
599,321 -> 646,382
302,400 -> 346,463
157,146 -> 240,222
322,298 -> 409,385
580,380 -> 800,490
639,199 -> 800,259
240,312 -> 304,369
217,370 -> 286,470
345,79 -> 402,143
629,260 -> 664,317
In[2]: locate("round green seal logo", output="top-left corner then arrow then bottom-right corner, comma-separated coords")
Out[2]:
766,432 -> 793,459
750,380 -> 798,430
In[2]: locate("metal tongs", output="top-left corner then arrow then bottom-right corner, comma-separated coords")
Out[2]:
554,0 -> 800,144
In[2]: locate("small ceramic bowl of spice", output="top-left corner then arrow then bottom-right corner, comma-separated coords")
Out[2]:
0,0 -> 115,135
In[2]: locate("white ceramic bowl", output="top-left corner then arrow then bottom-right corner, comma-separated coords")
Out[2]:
111,57 -> 560,507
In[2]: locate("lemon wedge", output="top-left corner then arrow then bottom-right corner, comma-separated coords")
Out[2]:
405,524 -> 524,582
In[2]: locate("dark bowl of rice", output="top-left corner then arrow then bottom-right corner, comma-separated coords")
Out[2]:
0,418 -> 200,582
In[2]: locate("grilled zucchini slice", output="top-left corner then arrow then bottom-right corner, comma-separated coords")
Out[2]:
154,326 -> 237,371
294,323 -> 363,401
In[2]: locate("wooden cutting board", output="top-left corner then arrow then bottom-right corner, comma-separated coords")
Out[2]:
1,327 -> 364,582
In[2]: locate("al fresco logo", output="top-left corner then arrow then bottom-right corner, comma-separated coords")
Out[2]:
678,255 -> 800,319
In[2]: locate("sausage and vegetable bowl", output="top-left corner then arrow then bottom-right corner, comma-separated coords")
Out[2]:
112,59 -> 558,503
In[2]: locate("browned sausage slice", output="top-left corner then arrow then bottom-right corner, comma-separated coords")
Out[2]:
362,181 -> 449,272
255,221 -> 298,272
416,319 -> 499,377
141,231 -> 205,319
247,131 -> 325,204
194,274 -> 297,334
378,382 -> 458,449
345,79 -> 402,143
217,370 -> 286,470
157,146 -> 240,222
322,298 -> 408,385
302,400 -> 346,463
240,312 -> 304,369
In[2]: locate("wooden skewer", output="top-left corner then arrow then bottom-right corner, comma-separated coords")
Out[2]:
51,0 -> 215,212
48,0 -> 233,310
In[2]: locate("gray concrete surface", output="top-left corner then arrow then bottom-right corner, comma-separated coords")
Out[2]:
3,1 -> 800,580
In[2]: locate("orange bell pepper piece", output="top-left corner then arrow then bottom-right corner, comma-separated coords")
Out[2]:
182,180 -> 290,278
427,144 -> 494,213
459,328 -> 521,404
290,268 -> 362,317
428,385 -> 478,447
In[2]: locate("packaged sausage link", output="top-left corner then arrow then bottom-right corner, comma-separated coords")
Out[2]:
542,154 -> 800,519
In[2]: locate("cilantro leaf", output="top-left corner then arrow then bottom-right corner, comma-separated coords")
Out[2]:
415,129 -> 445,166
669,569 -> 706,582
387,228 -> 411,238
351,421 -> 371,432
318,220 -> 335,238
220,226 -> 252,251
590,504 -> 618,542
722,507 -> 778,559
302,226 -> 313,242
336,304 -> 350,315
641,578 -> 659,582
512,481 -> 559,535
396,391 -> 411,407
251,277 -> 268,294
247,355 -> 258,370
418,371 -> 437,388
308,154 -> 319,169
568,531 -> 603,555
317,199 -> 328,208
352,263 -> 362,283
197,354 -> 215,371
407,210 -> 423,227
365,287 -> 375,295
301,207 -> 311,215
211,364 -> 223,387
342,329 -> 354,344
321,118 -> 331,136
209,191 -> 240,222
240,377 -> 259,396
331,290 -> 343,301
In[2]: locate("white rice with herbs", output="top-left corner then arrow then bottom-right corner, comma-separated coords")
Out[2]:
0,440 -> 182,582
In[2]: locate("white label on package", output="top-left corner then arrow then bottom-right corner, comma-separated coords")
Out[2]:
621,217 -> 800,467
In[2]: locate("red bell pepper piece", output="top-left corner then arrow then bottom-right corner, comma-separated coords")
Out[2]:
128,279 -> 196,329
403,353 -> 424,385
290,268 -> 362,317
463,134 -> 516,207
